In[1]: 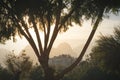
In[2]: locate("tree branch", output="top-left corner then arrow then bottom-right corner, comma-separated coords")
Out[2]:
31,15 -> 43,54
44,16 -> 51,52
56,8 -> 104,79
58,9 -> 74,31
41,17 -> 47,49
14,17 -> 40,58
46,9 -> 74,56
47,10 -> 61,56
0,1 -> 41,60
47,0 -> 74,56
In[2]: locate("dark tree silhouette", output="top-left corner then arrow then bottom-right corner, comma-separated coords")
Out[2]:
90,26 -> 120,77
30,66 -> 44,80
5,53 -> 33,80
0,65 -> 13,80
0,0 -> 120,80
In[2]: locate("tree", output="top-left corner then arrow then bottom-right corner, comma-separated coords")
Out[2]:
90,26 -> 120,78
0,65 -> 13,80
0,0 -> 120,80
5,53 -> 33,80
30,65 -> 44,80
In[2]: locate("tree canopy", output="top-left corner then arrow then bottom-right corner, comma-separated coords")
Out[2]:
90,26 -> 120,76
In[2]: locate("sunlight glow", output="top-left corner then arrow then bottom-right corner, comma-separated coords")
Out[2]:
0,14 -> 120,56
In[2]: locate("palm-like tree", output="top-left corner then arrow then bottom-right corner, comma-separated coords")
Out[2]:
0,0 -> 120,80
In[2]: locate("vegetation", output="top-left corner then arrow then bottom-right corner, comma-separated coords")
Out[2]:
0,0 -> 120,80
1,33 -> 120,80
30,66 -> 44,80
4,54 -> 32,80
90,26 -> 120,77
0,65 -> 12,80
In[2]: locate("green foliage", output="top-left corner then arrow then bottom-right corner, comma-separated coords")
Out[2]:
62,60 -> 120,80
30,66 -> 44,80
0,0 -> 77,42
5,53 -> 33,80
1,53 -> 120,80
90,26 -> 120,76
0,65 -> 12,80
62,61 -> 90,80
1,0 -> 119,43
0,0 -> 120,80
80,66 -> 106,80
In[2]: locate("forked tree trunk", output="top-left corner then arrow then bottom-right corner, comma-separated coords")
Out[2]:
41,10 -> 104,80
44,68 -> 55,80
39,55 -> 59,80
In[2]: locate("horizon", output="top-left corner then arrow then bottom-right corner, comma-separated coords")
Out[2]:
0,13 -> 120,56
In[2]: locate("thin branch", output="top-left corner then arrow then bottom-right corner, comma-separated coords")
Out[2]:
56,8 -> 104,79
20,19 -> 42,55
46,9 -> 74,56
58,9 -> 74,30
41,17 -> 47,38
47,0 -> 68,56
41,17 -> 48,51
0,1 -> 40,59
47,11 -> 61,56
44,16 -> 51,51
47,8 -> 74,58
31,15 -> 43,54
13,18 -> 40,58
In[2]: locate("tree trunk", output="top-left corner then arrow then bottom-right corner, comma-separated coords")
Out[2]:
41,10 -> 104,80
39,54 -> 60,80
44,68 -> 54,80
55,8 -> 105,79
43,67 -> 61,80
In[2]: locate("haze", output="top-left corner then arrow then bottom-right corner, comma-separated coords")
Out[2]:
0,13 -> 120,56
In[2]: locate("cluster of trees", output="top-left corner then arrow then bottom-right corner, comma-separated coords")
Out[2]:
1,26 -> 120,80
63,26 -> 120,80
0,0 -> 120,80
0,53 -> 33,80
0,53 -> 44,80
89,26 -> 120,79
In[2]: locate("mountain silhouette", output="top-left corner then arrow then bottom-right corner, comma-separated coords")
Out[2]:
19,42 -> 77,64
49,54 -> 75,69
50,42 -> 77,57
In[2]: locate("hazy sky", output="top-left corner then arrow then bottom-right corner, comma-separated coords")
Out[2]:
0,13 -> 120,55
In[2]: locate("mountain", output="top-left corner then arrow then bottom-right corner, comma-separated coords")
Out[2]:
49,54 -> 75,70
50,42 -> 77,57
49,54 -> 75,66
19,42 -> 77,64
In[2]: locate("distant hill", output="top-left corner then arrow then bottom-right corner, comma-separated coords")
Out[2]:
50,42 -> 77,57
49,54 -> 75,69
20,48 -> 75,69
19,42 -> 77,64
